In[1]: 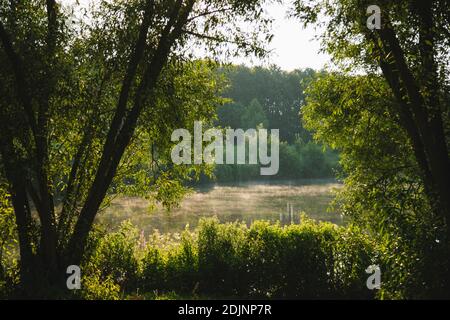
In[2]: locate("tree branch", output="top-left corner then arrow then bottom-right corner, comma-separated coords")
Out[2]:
0,21 -> 37,138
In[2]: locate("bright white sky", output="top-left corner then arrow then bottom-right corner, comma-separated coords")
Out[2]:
65,0 -> 330,71
248,2 -> 330,71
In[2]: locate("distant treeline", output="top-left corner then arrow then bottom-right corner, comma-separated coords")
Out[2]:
201,65 -> 339,183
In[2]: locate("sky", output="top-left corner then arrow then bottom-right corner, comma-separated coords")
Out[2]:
247,3 -> 330,71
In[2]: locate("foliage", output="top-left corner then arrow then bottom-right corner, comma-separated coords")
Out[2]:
71,217 -> 377,300
240,98 -> 269,129
295,0 -> 450,298
81,271 -> 121,300
83,222 -> 140,293
217,65 -> 317,143
0,185 -> 19,298
211,140 -> 339,182
0,0 -> 276,293
205,65 -> 339,183
303,72 -> 449,298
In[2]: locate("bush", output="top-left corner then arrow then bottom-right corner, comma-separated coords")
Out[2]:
82,221 -> 140,296
135,217 -> 377,299
0,185 -> 19,298
0,211 -> 378,300
212,141 -> 339,182
81,271 -> 121,300
197,219 -> 247,296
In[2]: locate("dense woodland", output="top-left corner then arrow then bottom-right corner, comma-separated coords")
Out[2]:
0,0 -> 449,299
204,66 -> 339,183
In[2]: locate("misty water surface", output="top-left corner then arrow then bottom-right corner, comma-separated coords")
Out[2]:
98,179 -> 343,234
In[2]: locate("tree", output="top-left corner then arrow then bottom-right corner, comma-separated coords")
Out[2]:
216,102 -> 245,129
295,0 -> 450,297
219,65 -> 317,143
0,0 -> 274,295
294,0 -> 449,238
303,73 -> 449,297
240,98 -> 268,129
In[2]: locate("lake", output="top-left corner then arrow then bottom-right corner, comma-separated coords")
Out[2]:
98,179 -> 343,234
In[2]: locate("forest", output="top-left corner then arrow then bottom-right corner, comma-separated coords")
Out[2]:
207,65 -> 339,182
0,0 -> 449,301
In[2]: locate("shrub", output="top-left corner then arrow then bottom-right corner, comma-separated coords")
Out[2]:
83,221 -> 140,295
0,185 -> 19,298
79,217 -> 377,299
333,226 -> 377,299
140,246 -> 166,293
137,217 -> 376,299
212,141 -> 339,182
80,271 -> 121,300
165,232 -> 198,293
197,219 -> 248,296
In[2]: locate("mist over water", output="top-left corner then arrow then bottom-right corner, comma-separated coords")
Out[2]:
98,179 -> 343,234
